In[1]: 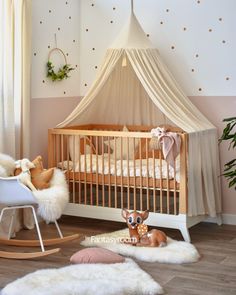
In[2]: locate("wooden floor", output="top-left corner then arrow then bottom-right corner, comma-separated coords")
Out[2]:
0,216 -> 236,294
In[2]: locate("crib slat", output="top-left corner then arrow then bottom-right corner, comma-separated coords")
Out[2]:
160,153 -> 163,213
146,138 -> 149,210
167,163 -> 170,214
127,137 -> 130,210
139,142 -> 142,211
133,138 -> 136,211
90,136 -> 93,205
114,137 -> 117,208
102,136 -> 105,207
121,137 -> 124,209
173,161 -> 177,215
71,135 -> 75,204
108,137 -> 111,208
152,149 -> 156,212
95,136 -> 99,206
84,136 -> 87,205
78,135 -> 81,204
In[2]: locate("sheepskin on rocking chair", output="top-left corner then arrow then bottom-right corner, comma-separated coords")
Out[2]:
0,155 -> 79,259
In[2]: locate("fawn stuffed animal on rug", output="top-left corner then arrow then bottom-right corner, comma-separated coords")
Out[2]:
122,209 -> 167,247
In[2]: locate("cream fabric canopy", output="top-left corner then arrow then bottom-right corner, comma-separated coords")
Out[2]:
57,11 -> 221,217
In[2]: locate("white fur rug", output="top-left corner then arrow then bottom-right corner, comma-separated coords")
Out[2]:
1,259 -> 163,295
81,229 -> 200,264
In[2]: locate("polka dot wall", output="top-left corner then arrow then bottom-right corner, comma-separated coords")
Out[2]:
31,0 -> 80,98
32,0 -> 236,98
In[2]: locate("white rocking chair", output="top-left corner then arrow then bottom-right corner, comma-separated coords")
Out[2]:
0,177 -> 79,259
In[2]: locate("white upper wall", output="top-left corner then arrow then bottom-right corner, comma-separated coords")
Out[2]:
31,0 -> 236,98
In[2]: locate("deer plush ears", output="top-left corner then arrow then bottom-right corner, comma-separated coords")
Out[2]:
14,156 -> 54,190
121,209 -> 149,221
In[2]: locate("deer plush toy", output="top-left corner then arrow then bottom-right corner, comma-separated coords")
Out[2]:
122,208 -> 167,247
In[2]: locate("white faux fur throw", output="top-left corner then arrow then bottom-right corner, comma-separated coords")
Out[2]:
0,153 -> 15,177
1,258 -> 163,295
81,229 -> 200,264
33,169 -> 69,222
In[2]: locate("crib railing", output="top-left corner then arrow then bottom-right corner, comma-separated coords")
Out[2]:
48,124 -> 188,215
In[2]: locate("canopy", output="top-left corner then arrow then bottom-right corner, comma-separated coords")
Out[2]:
57,8 -> 221,217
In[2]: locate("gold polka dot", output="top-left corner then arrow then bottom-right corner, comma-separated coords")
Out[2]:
86,28 -> 88,32
34,53 -> 36,56
75,65 -> 78,68
48,45 -> 50,48
40,21 -> 42,24
91,3 -> 94,6
146,34 -> 150,37
42,80 -> 45,83
92,47 -> 95,50
66,53 -> 69,56
95,66 -> 98,69
64,91 -> 66,94
84,83 -> 87,87
73,40 -> 75,43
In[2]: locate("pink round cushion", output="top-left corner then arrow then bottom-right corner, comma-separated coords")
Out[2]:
70,247 -> 125,264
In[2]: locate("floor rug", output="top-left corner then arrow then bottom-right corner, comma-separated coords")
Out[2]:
81,228 -> 200,264
1,258 -> 163,295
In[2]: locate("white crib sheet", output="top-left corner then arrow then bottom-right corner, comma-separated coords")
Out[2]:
58,154 -> 180,183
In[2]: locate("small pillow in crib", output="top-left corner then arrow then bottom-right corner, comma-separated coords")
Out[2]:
104,126 -> 139,160
69,136 -> 95,163
70,247 -> 125,264
135,138 -> 163,159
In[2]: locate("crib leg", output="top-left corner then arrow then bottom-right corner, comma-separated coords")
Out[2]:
54,220 -> 63,238
8,209 -> 16,240
179,224 -> 191,242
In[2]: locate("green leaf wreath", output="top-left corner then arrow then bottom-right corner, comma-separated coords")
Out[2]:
47,61 -> 74,82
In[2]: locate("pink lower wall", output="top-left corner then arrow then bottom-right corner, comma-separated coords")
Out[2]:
30,96 -> 236,215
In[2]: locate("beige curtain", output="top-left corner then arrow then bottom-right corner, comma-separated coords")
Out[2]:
0,0 -> 32,237
0,0 -> 32,159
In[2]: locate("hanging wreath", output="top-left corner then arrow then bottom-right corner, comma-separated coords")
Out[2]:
47,48 -> 74,81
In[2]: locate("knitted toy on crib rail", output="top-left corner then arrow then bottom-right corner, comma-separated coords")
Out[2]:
121,209 -> 167,247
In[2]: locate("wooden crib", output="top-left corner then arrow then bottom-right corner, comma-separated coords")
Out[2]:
48,124 -> 204,242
